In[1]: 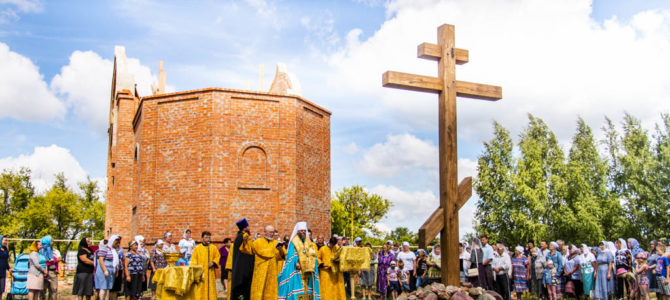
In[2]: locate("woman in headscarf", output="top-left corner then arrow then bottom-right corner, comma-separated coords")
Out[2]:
149,239 -> 167,299
95,235 -> 120,300
458,243 -> 469,283
27,240 -> 45,300
581,244 -> 596,298
110,235 -> 125,299
531,247 -> 546,298
629,239 -> 644,258
124,240 -> 145,300
429,244 -> 442,283
615,238 -> 633,299
564,247 -> 582,298
178,229 -> 195,263
648,240 -> 661,296
511,245 -> 530,300
376,241 -> 395,299
134,235 -> 149,293
546,242 -> 563,282
72,237 -> 95,299
594,242 -> 614,300
39,235 -> 58,299
606,241 -> 617,296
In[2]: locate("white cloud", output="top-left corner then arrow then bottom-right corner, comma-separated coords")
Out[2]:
361,133 -> 438,177
50,49 -> 173,133
0,42 -> 66,121
0,0 -> 42,23
0,145 -> 89,192
328,0 -> 670,143
369,156 -> 478,236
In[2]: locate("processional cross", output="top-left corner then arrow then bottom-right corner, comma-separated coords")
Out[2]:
382,24 -> 502,286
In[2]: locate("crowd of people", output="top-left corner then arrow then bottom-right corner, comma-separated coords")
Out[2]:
459,235 -> 670,300
0,226 -> 668,300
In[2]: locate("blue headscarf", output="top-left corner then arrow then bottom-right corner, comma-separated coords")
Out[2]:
628,238 -> 644,257
40,236 -> 54,261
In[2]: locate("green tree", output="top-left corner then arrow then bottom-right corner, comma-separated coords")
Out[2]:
330,185 -> 391,238
474,121 -> 516,243
564,118 -> 618,244
653,113 -> 670,238
0,168 -> 35,237
386,227 -> 418,245
612,114 -> 662,241
514,114 -> 567,244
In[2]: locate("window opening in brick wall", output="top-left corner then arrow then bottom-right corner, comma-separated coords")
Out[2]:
238,145 -> 269,190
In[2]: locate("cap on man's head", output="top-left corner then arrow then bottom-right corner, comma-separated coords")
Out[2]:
236,218 -> 249,230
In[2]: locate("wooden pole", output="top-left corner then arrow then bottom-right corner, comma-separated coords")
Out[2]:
437,24 -> 459,286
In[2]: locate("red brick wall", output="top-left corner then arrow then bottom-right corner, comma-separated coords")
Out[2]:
106,88 -> 331,242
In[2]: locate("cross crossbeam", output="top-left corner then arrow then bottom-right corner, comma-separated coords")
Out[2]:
381,24 -> 502,286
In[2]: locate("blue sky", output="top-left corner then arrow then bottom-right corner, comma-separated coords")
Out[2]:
1,0 -> 669,237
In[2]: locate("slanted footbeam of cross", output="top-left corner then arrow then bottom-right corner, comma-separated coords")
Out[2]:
381,24 -> 502,286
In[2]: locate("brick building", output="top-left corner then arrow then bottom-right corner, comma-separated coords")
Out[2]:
105,46 -> 331,242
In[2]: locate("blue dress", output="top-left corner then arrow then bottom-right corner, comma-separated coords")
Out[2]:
595,252 -> 613,300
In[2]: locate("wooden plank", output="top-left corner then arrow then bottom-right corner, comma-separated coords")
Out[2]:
417,177 -> 473,249
382,71 -> 442,93
454,176 -> 472,210
437,23 -> 460,286
456,80 -> 502,101
417,43 -> 469,64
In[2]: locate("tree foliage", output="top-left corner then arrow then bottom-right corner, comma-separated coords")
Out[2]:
330,185 -> 391,238
0,170 -> 105,253
474,113 -> 669,246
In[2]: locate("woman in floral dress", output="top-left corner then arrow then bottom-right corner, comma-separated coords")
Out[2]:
511,246 -> 530,300
376,242 -> 396,300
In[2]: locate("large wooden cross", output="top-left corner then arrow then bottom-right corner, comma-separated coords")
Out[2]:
382,24 -> 502,286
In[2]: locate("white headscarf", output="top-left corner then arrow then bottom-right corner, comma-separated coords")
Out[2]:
289,222 -> 307,242
582,244 -> 595,261
617,238 -> 628,251
135,235 -> 145,253
515,246 -> 525,254
606,241 -> 617,255
107,235 -> 120,270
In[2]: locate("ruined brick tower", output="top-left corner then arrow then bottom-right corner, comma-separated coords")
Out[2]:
105,46 -> 331,242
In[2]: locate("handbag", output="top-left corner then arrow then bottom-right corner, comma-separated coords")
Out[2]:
467,248 -> 479,277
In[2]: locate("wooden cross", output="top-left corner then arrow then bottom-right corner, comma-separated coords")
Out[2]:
382,24 -> 502,286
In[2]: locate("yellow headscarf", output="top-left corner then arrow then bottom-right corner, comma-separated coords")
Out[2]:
29,240 -> 39,252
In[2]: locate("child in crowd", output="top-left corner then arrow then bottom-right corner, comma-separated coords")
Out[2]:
544,260 -> 558,300
387,261 -> 400,300
655,245 -> 670,300
416,249 -> 428,288
398,260 -> 410,293
636,252 -> 650,300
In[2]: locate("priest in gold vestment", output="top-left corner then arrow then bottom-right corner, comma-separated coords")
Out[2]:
241,225 -> 287,300
318,236 -> 345,300
191,231 -> 221,300
277,222 -> 321,300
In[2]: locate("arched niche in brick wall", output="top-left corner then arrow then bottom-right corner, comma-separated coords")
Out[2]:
237,145 -> 269,190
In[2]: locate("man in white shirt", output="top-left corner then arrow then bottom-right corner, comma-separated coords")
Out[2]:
396,241 -> 417,291
493,243 -> 511,300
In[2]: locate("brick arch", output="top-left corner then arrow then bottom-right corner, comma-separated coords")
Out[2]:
237,145 -> 268,189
